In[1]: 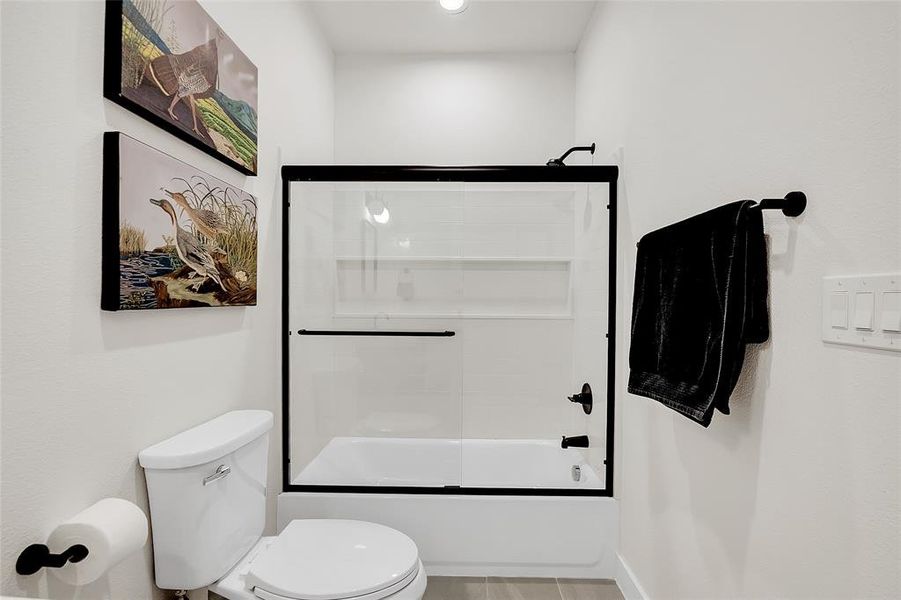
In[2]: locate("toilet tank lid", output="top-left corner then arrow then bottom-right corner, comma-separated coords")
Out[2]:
139,410 -> 273,470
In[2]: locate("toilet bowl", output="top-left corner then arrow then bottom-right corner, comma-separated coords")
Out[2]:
211,520 -> 427,600
138,411 -> 426,600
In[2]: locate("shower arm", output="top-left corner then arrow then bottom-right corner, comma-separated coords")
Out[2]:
546,143 -> 596,167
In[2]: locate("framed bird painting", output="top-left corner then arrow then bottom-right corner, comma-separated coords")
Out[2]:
104,0 -> 258,175
102,132 -> 258,310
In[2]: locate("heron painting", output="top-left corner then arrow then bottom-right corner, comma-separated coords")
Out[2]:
104,0 -> 258,175
102,133 -> 258,311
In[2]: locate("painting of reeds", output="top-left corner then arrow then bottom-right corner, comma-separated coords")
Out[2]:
102,132 -> 257,310
104,0 -> 258,175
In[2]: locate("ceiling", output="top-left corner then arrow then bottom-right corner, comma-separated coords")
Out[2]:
307,1 -> 597,54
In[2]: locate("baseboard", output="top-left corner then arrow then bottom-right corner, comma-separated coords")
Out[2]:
616,554 -> 649,600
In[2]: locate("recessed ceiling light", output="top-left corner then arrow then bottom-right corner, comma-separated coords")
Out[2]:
439,0 -> 468,14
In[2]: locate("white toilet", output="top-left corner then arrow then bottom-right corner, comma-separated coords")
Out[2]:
138,410 -> 427,600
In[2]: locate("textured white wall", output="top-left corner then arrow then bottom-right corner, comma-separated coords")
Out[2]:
0,1 -> 334,598
334,53 -> 575,165
574,2 -> 900,598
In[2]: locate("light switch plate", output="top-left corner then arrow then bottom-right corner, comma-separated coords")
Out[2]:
882,291 -> 901,332
853,292 -> 875,330
823,273 -> 901,352
829,292 -> 848,329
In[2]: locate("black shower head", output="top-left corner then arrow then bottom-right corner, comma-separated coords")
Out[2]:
546,143 -> 596,167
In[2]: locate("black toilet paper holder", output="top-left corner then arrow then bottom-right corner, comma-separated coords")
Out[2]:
15,543 -> 89,576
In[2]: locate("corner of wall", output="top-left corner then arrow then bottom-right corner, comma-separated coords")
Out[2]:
616,554 -> 649,600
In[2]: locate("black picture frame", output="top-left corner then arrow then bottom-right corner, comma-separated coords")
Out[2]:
280,165 -> 619,497
101,132 -> 122,312
102,131 -> 259,311
103,0 -> 257,176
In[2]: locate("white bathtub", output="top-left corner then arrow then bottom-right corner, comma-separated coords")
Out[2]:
279,437 -> 616,578
293,437 -> 604,489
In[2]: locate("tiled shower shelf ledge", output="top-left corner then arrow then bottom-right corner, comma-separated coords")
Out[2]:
333,256 -> 573,320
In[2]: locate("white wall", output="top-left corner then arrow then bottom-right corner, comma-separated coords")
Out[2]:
574,2 -> 900,598
334,53 -> 575,165
0,1 -> 334,598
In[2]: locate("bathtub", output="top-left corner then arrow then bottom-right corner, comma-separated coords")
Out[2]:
293,437 -> 604,489
279,437 -> 617,578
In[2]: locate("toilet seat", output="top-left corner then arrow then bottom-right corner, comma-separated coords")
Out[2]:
253,569 -> 418,600
246,520 -> 421,600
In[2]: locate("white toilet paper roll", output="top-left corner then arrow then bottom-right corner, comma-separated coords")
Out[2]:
46,498 -> 148,586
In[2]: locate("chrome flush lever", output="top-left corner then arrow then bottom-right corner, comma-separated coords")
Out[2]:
203,464 -> 231,486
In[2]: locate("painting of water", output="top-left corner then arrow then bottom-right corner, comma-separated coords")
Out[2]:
104,0 -> 258,175
102,132 -> 258,311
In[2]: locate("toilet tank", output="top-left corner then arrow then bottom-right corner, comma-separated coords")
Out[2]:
139,410 -> 273,591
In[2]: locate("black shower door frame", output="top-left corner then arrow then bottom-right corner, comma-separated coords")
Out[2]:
281,165 -> 619,497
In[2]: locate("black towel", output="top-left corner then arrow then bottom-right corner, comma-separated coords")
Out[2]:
628,200 -> 769,427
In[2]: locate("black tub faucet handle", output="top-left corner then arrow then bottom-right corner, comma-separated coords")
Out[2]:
567,383 -> 593,414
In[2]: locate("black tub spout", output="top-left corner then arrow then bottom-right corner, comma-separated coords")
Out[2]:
561,435 -> 589,449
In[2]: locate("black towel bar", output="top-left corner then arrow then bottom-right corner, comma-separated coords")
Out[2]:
754,191 -> 807,217
297,329 -> 455,337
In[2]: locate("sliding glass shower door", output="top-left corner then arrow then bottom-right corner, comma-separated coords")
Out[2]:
288,181 -> 465,488
285,169 -> 614,494
453,182 -> 609,490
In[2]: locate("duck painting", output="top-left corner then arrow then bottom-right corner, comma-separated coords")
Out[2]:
150,197 -> 225,293
163,188 -> 227,240
102,133 -> 257,311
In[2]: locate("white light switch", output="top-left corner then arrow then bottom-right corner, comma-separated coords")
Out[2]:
854,292 -> 875,330
823,274 -> 901,352
882,291 -> 901,332
830,292 -> 848,329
